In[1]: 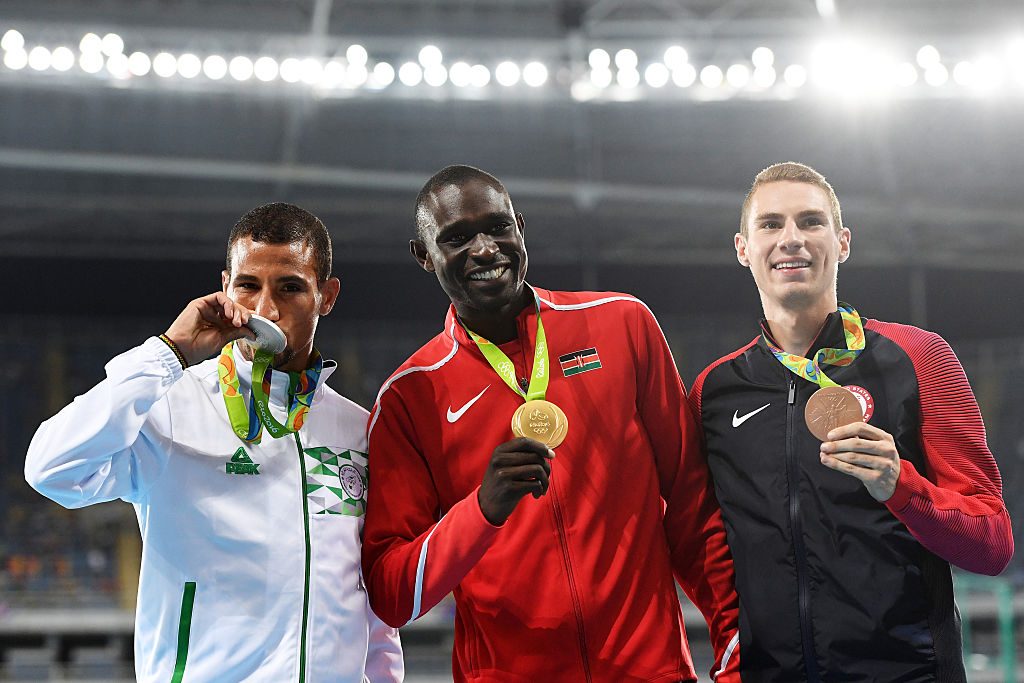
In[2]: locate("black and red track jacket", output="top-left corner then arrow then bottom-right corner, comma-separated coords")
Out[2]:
688,310 -> 1013,683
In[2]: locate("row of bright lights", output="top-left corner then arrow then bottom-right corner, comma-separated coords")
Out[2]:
3,28 -> 1024,94
0,30 -> 548,88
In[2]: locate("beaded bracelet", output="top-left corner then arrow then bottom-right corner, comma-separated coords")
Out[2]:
157,334 -> 189,370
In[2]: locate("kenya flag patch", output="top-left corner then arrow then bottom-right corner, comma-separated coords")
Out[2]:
559,348 -> 602,377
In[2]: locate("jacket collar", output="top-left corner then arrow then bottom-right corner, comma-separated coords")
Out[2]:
445,284 -> 552,347
758,309 -> 848,359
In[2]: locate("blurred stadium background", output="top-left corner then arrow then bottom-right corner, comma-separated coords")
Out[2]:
1,0 -> 1023,680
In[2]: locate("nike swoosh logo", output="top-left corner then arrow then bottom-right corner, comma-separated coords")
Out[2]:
446,385 -> 490,423
732,403 -> 770,428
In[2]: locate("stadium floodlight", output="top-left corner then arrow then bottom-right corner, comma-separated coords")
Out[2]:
469,64 -> 490,87
644,63 -> 669,88
672,63 -> 697,87
4,48 -> 27,70
1,29 -> 24,52
522,61 -> 547,87
101,33 -> 124,57
229,56 -> 253,81
700,64 -> 724,88
916,45 -> 941,69
299,58 -> 322,85
752,47 -> 774,69
952,61 -> 974,86
106,52 -> 130,78
615,48 -> 638,70
152,52 -> 177,78
418,45 -> 442,67
51,46 -> 75,72
664,46 -> 688,69
79,50 -> 104,74
398,61 -> 422,86
28,46 -> 51,71
128,51 -> 151,77
346,44 -> 368,67
784,64 -> 807,87
79,33 -> 101,54
893,62 -> 918,87
588,48 -> 610,70
495,61 -> 521,86
423,63 -> 447,86
203,55 -> 228,80
177,53 -> 201,79
371,61 -> 395,87
253,56 -> 278,82
345,63 -> 368,88
617,67 -> 640,88
321,60 -> 344,88
449,61 -> 472,87
752,66 -> 777,88
279,57 -> 302,83
924,63 -> 948,86
591,68 -> 612,88
972,55 -> 1004,90
816,0 -> 837,18
726,63 -> 751,88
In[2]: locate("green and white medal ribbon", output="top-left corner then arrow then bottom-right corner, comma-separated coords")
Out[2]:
217,342 -> 323,444
462,294 -> 568,447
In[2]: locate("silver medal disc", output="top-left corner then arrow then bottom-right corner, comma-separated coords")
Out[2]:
245,314 -> 287,354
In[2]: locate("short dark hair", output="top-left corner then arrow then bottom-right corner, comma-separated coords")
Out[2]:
227,202 -> 333,281
414,165 -> 508,241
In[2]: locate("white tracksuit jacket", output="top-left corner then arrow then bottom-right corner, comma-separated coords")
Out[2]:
25,337 -> 404,683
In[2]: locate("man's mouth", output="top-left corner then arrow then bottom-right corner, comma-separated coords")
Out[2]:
773,261 -> 810,270
468,265 -> 509,281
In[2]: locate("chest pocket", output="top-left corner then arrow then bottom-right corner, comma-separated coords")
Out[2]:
302,446 -> 368,517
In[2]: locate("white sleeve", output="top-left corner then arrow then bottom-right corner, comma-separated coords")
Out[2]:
24,336 -> 181,508
363,600 -> 404,682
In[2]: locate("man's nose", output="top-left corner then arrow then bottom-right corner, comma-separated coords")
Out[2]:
253,291 -> 280,321
468,233 -> 499,259
778,219 -> 804,248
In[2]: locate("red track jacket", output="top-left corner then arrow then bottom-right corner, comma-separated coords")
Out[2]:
362,287 -> 740,682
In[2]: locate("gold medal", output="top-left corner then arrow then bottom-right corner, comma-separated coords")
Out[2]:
804,385 -> 864,441
511,399 -> 569,448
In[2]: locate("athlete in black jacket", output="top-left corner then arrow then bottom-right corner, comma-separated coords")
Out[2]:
689,162 -> 1013,682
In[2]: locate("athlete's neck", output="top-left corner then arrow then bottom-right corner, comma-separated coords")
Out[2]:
457,289 -> 533,345
762,296 -> 837,357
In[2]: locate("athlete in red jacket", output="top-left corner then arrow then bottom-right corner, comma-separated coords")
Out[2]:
361,165 -> 740,682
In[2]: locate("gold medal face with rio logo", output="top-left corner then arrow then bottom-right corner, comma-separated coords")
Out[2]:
511,399 -> 568,448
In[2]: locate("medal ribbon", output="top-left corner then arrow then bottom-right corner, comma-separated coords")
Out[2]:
762,303 -> 865,389
463,295 -> 549,402
217,342 -> 323,443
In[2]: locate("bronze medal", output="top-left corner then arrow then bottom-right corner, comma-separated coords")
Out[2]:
804,385 -> 864,441
511,399 -> 568,448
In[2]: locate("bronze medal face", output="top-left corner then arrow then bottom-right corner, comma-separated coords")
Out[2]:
804,386 -> 864,441
511,399 -> 568,448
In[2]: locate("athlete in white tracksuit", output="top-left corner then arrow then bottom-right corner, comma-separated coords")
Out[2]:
25,202 -> 403,682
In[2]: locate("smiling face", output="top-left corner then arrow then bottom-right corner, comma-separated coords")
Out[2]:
736,180 -> 851,316
222,236 -> 340,372
411,177 -> 530,328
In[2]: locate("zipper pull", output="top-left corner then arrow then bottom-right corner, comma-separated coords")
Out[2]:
788,380 -> 797,405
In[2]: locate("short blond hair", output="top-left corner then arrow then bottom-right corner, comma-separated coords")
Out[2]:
740,162 -> 843,236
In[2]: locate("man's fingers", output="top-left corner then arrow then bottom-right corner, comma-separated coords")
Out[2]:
821,437 -> 890,456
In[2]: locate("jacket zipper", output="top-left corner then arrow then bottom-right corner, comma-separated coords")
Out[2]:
786,379 -> 821,682
294,432 -> 312,683
550,483 -> 592,682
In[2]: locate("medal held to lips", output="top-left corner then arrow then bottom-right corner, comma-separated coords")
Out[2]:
804,385 -> 864,441
511,399 -> 569,448
245,314 -> 287,354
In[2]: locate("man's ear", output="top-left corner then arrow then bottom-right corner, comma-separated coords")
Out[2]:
410,239 -> 435,272
221,270 -> 231,292
318,277 -> 341,316
734,233 -> 751,268
837,226 -> 852,264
